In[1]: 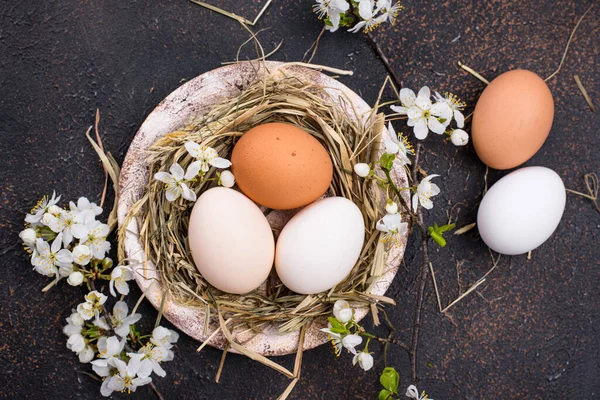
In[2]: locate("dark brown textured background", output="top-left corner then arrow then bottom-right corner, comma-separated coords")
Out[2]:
0,0 -> 598,399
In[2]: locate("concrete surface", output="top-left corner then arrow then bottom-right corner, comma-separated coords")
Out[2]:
0,0 -> 598,398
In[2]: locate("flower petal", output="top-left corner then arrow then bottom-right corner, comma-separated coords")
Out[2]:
169,163 -> 185,180
153,172 -> 174,183
184,141 -> 202,158
184,161 -> 201,180
382,213 -> 401,230
390,105 -> 408,115
412,193 -> 419,213
180,183 -> 197,202
454,109 -> 465,128
428,117 -> 447,134
417,86 -> 430,101
413,119 -> 429,140
210,157 -> 232,169
399,88 -> 416,107
165,185 -> 181,202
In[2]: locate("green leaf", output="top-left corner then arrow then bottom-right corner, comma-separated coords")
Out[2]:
378,389 -> 393,400
428,223 -> 456,248
327,317 -> 344,330
379,367 -> 400,394
379,153 -> 396,171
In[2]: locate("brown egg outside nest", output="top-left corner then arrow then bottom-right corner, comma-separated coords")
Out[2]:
472,69 -> 554,170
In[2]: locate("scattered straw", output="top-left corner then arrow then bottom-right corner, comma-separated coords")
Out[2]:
545,4 -> 594,82
429,263 -> 442,312
189,0 -> 272,26
441,250 -> 502,313
457,61 -> 490,85
574,75 -> 596,112
454,222 -> 476,235
303,26 -> 326,63
567,173 -> 600,215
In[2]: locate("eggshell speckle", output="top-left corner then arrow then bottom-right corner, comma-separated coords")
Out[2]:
231,122 -> 333,210
477,166 -> 566,255
472,70 -> 554,170
188,187 -> 275,294
275,197 -> 365,294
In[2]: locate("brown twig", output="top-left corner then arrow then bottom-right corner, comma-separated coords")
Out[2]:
303,26 -> 326,63
366,32 -> 403,90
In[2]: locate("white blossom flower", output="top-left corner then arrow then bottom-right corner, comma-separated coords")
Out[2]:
138,344 -> 174,377
434,92 -> 466,128
25,191 -> 61,226
67,333 -> 86,353
42,208 -> 80,246
406,384 -> 432,400
185,142 -> 231,173
354,163 -> 371,178
450,129 -> 469,146
78,346 -> 95,363
333,300 -> 353,323
72,244 -> 92,266
320,324 -> 363,355
349,0 -> 384,33
101,354 -> 153,397
376,0 -> 401,24
353,351 -> 374,371
109,265 -> 134,297
31,233 -> 73,278
19,228 -> 37,249
392,87 -> 452,139
385,200 -> 398,214
314,0 -> 350,32
72,220 -> 111,259
412,174 -> 441,212
69,197 -> 103,218
154,163 -> 198,202
67,271 -> 84,286
320,325 -> 344,355
383,122 -> 412,166
150,326 -> 180,350
341,334 -> 363,354
219,170 -> 236,188
111,301 -> 142,337
77,290 -> 108,320
376,213 -> 408,245
92,336 -> 127,377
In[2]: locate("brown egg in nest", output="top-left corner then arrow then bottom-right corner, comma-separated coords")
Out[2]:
231,122 -> 333,210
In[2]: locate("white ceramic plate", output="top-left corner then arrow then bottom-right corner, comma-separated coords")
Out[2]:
117,61 -> 409,356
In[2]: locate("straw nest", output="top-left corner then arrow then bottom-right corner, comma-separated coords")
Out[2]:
119,66 -> 395,335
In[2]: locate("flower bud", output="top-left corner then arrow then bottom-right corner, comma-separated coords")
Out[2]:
102,258 -> 113,269
333,300 -> 353,323
68,272 -> 84,286
450,129 -> 469,146
385,200 -> 398,214
78,346 -> 95,363
19,228 -> 37,248
353,163 -> 370,178
70,312 -> 85,326
219,170 -> 236,188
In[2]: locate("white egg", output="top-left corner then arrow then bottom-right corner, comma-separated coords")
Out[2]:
275,197 -> 365,294
188,187 -> 275,294
477,166 -> 566,255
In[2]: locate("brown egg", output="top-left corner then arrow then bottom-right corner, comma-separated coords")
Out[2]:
231,122 -> 333,210
472,69 -> 554,170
